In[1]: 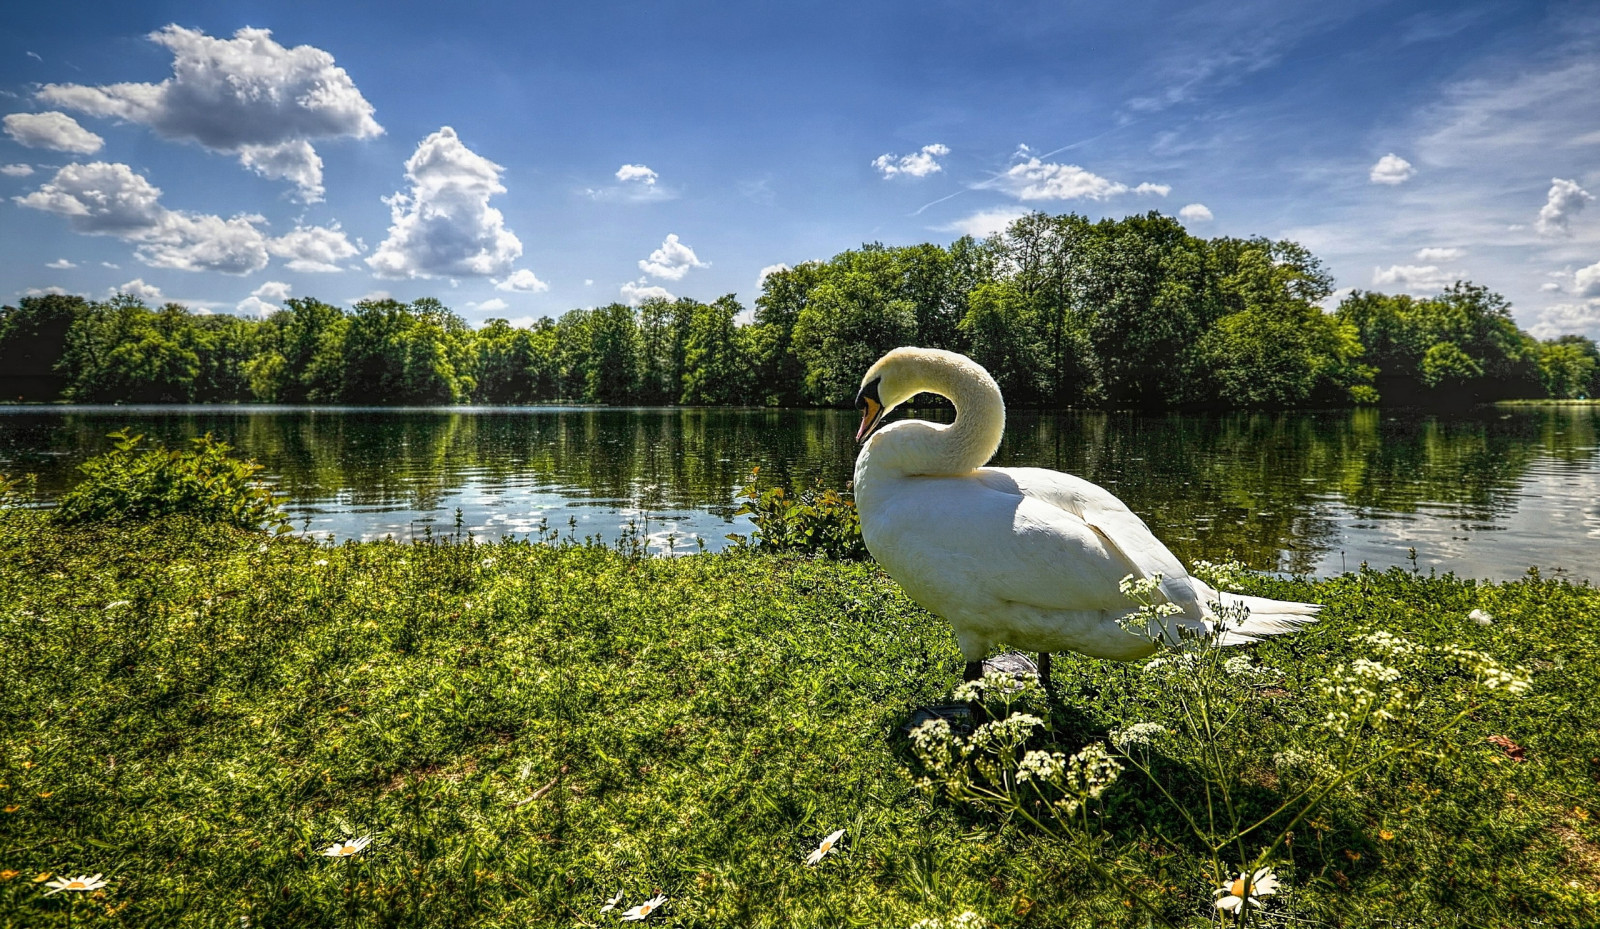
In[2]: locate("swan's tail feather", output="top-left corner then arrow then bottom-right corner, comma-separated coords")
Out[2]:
1208,590 -> 1320,647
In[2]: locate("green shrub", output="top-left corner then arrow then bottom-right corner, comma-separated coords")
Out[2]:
52,428 -> 291,532
729,466 -> 870,560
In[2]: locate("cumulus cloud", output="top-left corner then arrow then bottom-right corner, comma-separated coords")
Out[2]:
1528,300 -> 1600,340
872,143 -> 950,178
1415,246 -> 1464,261
15,160 -> 351,275
1178,203 -> 1213,222
756,263 -> 790,291
616,164 -> 658,185
621,278 -> 674,305
494,268 -> 550,292
1,163 -> 34,176
992,157 -> 1164,201
1369,153 -> 1415,185
938,206 -> 1031,238
1574,260 -> 1600,298
637,233 -> 707,281
367,127 -> 525,280
45,258 -> 76,269
1535,178 -> 1592,237
3,111 -> 103,153
267,223 -> 360,272
115,278 -> 165,303
1373,263 -> 1463,293
38,25 -> 382,202
236,280 -> 291,316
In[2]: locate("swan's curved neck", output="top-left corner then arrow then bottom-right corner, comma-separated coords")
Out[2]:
870,358 -> 1005,476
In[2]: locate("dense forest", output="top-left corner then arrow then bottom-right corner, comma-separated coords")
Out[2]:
4,211 -> 1597,408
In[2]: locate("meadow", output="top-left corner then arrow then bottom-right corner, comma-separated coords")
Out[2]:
1,504 -> 1596,928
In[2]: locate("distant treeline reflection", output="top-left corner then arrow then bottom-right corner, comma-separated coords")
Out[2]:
5,211 -> 1599,409
4,404 -> 1594,574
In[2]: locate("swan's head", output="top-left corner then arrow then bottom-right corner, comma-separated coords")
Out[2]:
855,346 -> 992,443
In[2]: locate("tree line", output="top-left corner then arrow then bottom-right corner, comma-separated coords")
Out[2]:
4,211 -> 1597,407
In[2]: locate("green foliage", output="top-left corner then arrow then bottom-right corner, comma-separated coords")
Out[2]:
10,219 -> 1594,410
730,467 -> 870,560
52,429 -> 290,532
0,521 -> 1595,927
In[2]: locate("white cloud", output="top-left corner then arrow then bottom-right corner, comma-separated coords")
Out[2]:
1369,153 -> 1415,185
756,263 -> 790,291
1574,260 -> 1600,298
14,161 -> 271,274
3,111 -> 103,153
872,143 -> 950,179
1542,282 -> 1562,292
494,268 -> 550,292
1373,263 -> 1464,293
38,25 -> 382,202
100,261 -> 120,269
1178,203 -> 1213,222
367,127 -> 524,279
45,258 -> 76,269
1535,178 -> 1592,237
938,206 -> 1030,238
1415,246 -> 1464,261
638,233 -> 707,280
115,278 -> 165,303
1528,300 -> 1600,340
992,157 -> 1163,202
616,164 -> 658,185
25,286 -> 71,297
1,163 -> 34,176
236,281 -> 290,316
267,223 -> 360,272
621,278 -> 674,305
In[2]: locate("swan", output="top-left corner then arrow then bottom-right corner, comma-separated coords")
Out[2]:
852,347 -> 1318,687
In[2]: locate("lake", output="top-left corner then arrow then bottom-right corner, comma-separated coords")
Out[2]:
1,404 -> 1596,582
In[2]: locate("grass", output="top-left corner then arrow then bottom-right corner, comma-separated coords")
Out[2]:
0,513 -> 1596,927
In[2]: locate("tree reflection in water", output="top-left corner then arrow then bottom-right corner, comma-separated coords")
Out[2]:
1,403 -> 1595,580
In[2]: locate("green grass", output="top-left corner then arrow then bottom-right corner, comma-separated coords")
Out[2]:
0,514 -> 1596,928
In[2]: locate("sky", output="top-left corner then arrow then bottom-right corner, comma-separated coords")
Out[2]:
2,0 -> 1598,339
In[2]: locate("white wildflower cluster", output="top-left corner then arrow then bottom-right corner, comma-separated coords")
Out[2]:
1356,631 -> 1531,695
1053,743 -> 1123,817
952,670 -> 1031,704
1272,748 -> 1335,779
1319,657 -> 1410,736
1190,559 -> 1251,588
1143,651 -> 1202,674
910,913 -> 986,929
1111,722 -> 1169,751
1222,656 -> 1270,680
1016,749 -> 1068,783
1115,573 -> 1184,641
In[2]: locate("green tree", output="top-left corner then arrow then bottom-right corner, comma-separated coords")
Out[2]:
680,295 -> 747,404
586,303 -> 642,404
1537,336 -> 1599,398
0,293 -> 88,401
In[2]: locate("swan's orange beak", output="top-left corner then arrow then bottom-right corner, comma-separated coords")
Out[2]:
855,397 -> 884,443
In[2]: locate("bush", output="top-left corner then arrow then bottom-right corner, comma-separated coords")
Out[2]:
53,429 -> 291,533
729,467 -> 870,560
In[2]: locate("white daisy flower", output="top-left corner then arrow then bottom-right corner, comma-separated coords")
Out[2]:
1470,608 -> 1494,626
805,828 -> 846,865
1214,867 -> 1280,913
621,893 -> 666,920
43,873 -> 107,895
600,890 -> 623,913
320,835 -> 372,858
314,559 -> 329,567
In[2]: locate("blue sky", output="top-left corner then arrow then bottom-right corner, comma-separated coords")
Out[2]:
3,0 -> 1598,339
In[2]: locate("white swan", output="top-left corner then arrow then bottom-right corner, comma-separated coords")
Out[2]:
852,347 -> 1318,686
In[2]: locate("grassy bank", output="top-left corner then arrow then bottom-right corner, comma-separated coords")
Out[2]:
0,515 -> 1596,928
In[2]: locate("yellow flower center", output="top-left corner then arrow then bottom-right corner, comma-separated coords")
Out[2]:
66,881 -> 87,890
1230,878 -> 1251,897
821,840 -> 834,852
640,903 -> 655,914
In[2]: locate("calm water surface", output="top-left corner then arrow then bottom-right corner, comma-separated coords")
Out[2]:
1,404 -> 1596,582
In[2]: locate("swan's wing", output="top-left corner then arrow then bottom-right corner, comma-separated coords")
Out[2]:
975,466 -> 1206,615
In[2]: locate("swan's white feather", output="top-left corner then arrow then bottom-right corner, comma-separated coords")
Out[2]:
852,347 -> 1318,664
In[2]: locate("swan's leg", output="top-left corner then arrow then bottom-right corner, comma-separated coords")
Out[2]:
1038,652 -> 1053,695
962,661 -> 983,683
